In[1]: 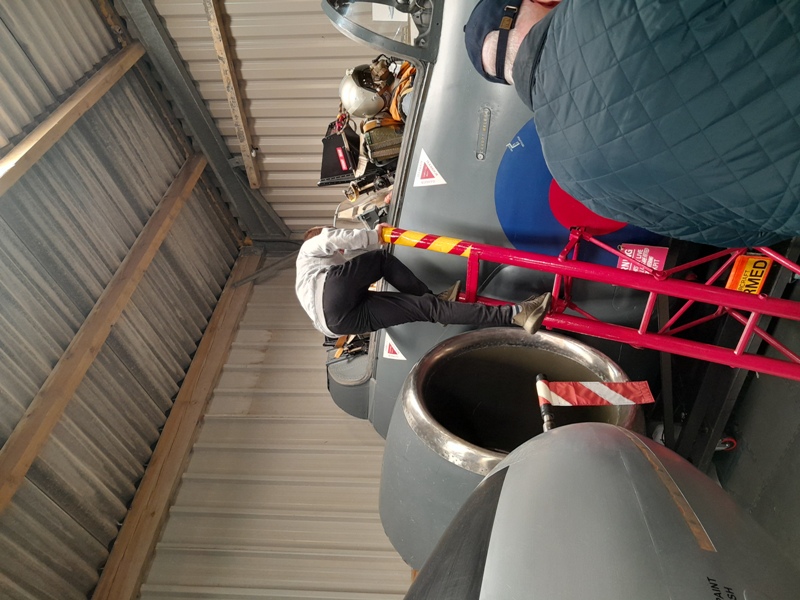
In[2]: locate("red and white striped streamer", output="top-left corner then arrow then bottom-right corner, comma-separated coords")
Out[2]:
544,381 -> 655,406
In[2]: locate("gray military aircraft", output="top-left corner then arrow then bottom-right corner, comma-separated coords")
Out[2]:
321,1 -> 800,591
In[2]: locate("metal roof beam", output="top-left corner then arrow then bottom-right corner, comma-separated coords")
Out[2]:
119,0 -> 290,240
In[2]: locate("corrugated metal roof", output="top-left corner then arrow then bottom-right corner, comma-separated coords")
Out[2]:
0,19 -> 53,149
152,0 -> 380,235
0,0 -> 114,93
141,267 -> 411,599
0,23 -> 240,600
0,0 -> 115,149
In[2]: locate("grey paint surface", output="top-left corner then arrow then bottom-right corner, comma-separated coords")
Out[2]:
361,0 -> 659,438
717,279 -> 800,569
327,350 -> 371,419
380,396 -> 484,570
478,424 -> 800,599
381,329 -> 634,569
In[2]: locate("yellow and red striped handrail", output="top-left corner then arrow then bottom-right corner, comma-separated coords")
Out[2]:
381,226 -> 473,257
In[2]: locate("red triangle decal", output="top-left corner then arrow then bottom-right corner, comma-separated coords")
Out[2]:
420,163 -> 435,180
387,343 -> 397,355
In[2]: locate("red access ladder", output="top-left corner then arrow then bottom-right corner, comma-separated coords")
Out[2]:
381,226 -> 800,381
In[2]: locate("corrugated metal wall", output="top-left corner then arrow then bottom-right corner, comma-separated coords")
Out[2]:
0,2 -> 241,598
151,0 -> 380,235
141,266 -> 411,599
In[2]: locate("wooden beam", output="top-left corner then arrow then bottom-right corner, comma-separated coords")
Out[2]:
0,153 -> 207,514
202,0 -> 262,189
91,0 -> 133,47
0,42 -> 146,197
91,247 -> 263,600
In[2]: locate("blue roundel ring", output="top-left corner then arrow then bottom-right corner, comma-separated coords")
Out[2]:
494,118 -> 662,266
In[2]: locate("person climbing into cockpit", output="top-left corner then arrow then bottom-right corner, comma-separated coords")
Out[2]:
295,223 -> 551,337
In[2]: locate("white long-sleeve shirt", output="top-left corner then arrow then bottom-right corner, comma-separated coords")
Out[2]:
295,227 -> 381,337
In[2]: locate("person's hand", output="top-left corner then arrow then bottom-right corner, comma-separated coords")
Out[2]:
376,222 -> 391,245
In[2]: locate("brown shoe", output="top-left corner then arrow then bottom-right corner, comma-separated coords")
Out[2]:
436,280 -> 461,302
512,292 -> 552,334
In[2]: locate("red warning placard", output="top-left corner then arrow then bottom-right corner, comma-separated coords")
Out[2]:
414,149 -> 446,187
382,333 -> 406,360
617,244 -> 668,273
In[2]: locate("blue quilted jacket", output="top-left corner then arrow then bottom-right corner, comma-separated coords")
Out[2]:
514,0 -> 800,248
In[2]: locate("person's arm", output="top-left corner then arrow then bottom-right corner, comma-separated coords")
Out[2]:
302,227 -> 380,258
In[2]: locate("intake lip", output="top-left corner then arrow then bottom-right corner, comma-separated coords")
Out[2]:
401,327 -> 631,475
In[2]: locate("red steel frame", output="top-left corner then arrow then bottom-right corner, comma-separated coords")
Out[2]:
383,227 -> 800,381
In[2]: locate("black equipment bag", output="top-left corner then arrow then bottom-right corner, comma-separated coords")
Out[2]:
318,119 -> 361,187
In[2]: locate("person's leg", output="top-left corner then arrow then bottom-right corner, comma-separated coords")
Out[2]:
322,251 -> 385,332
329,250 -> 389,290
360,292 -> 514,331
324,250 -> 430,333
327,249 -> 431,293
326,289 -> 550,335
380,252 -> 431,295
